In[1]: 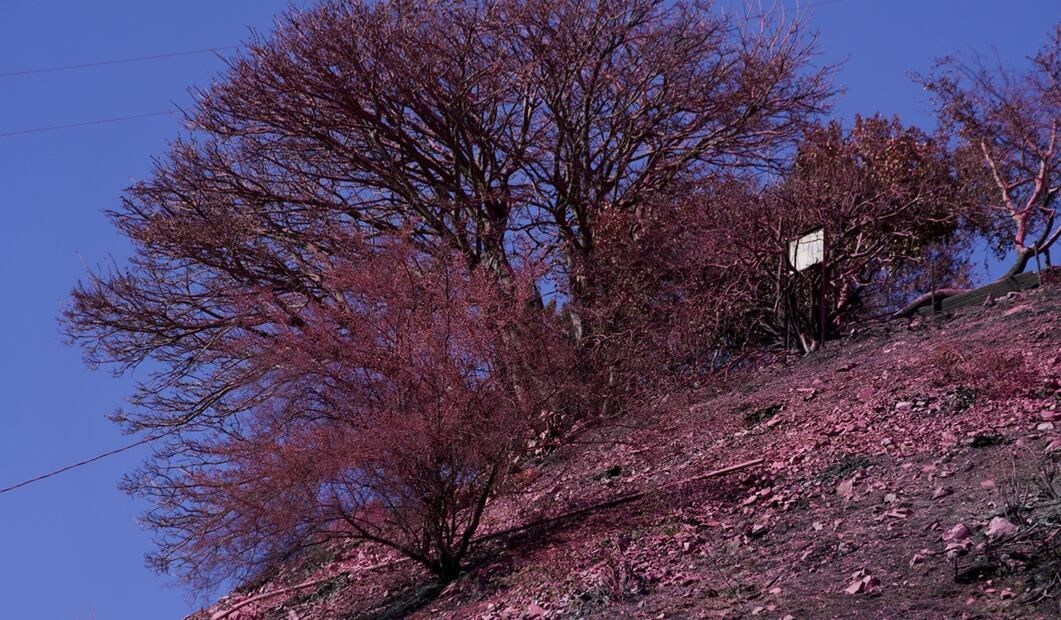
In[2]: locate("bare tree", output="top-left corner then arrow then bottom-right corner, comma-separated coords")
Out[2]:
110,239 -> 564,588
920,24 -> 1061,278
507,0 -> 834,339
64,0 -> 832,589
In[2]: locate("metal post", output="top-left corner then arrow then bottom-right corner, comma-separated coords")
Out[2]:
929,252 -> 937,313
1034,243 -> 1043,288
781,255 -> 790,352
819,226 -> 828,348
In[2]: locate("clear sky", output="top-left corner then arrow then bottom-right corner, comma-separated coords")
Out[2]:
0,1 -> 1057,619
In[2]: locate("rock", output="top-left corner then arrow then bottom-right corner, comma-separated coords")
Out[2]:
844,571 -> 881,596
980,479 -> 996,489
942,523 -> 971,542
895,401 -> 914,413
945,539 -> 973,557
883,507 -> 911,519
856,386 -> 875,401
837,479 -> 856,500
1037,422 -> 1056,431
932,486 -> 952,500
749,523 -> 770,538
1046,438 -> 1061,453
985,516 -> 1017,539
910,548 -> 935,567
884,493 -> 898,503
525,603 -> 546,617
943,523 -> 973,557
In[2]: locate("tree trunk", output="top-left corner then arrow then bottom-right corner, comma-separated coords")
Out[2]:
1002,246 -> 1037,279
431,552 -> 463,583
893,288 -> 971,318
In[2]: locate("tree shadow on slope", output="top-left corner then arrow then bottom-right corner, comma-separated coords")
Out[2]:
325,495 -> 641,619
344,581 -> 445,620
337,468 -> 760,618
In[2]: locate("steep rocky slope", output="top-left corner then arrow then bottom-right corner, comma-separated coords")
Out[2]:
195,281 -> 1061,620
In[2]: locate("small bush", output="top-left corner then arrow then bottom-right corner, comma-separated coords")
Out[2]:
928,343 -> 1036,398
596,537 -> 643,603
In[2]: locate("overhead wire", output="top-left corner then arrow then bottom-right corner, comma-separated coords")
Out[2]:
0,110 -> 178,138
0,432 -> 173,495
0,45 -> 242,138
0,45 -> 239,79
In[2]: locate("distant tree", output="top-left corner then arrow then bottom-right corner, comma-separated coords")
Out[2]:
588,115 -> 975,360
920,24 -> 1061,278
768,115 -> 975,347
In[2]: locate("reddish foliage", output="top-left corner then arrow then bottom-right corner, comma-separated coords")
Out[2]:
579,177 -> 771,400
65,0 -> 1057,600
125,239 -> 567,586
64,0 -> 835,588
767,115 -> 978,348
579,115 -> 977,370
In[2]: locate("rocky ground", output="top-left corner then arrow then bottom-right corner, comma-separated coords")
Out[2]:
194,281 -> 1061,620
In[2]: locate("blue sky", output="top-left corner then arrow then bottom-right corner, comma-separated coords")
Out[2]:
0,1 -> 1056,618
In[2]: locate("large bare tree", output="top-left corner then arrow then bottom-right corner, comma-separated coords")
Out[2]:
65,0 -> 831,588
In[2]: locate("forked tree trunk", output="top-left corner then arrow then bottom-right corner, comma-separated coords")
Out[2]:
430,552 -> 463,583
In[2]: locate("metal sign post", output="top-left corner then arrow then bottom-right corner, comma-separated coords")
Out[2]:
787,226 -> 828,349
819,226 -> 827,347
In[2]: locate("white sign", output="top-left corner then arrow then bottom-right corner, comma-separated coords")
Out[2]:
788,228 -> 824,271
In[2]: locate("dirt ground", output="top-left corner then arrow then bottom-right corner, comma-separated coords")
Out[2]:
196,283 -> 1061,620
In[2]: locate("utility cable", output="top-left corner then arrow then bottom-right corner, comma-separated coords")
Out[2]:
0,432 -> 171,495
0,110 -> 177,138
0,46 -> 239,79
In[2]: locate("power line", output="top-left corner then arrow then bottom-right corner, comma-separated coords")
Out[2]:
0,110 -> 178,138
0,46 -> 240,79
0,432 -> 169,496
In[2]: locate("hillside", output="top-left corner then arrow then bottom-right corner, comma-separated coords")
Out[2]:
194,280 -> 1061,620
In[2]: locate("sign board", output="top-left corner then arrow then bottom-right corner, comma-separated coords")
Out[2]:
788,228 -> 824,271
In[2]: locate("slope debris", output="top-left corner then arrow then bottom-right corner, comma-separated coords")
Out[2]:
195,283 -> 1061,620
